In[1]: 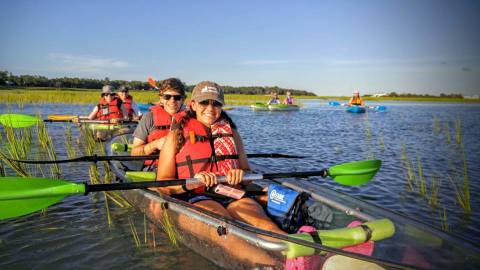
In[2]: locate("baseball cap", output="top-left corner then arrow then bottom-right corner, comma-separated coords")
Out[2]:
191,81 -> 225,105
118,85 -> 129,92
102,85 -> 115,94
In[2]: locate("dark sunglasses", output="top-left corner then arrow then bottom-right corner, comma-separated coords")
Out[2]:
162,94 -> 184,101
198,100 -> 223,108
102,93 -> 116,97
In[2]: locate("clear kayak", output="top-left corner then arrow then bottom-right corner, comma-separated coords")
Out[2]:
106,134 -> 480,270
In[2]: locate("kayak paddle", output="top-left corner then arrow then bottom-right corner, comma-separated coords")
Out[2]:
147,76 -> 159,89
5,153 -> 306,164
0,159 -> 380,220
0,113 -> 138,128
47,114 -> 89,121
125,159 -> 381,187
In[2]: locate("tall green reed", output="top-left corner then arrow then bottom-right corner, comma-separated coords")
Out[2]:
36,116 -> 61,178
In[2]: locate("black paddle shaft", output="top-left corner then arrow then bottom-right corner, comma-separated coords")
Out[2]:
262,170 -> 328,179
8,153 -> 305,164
84,180 -> 187,194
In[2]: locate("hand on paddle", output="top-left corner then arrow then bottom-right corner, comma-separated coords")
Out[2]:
194,169 -> 244,187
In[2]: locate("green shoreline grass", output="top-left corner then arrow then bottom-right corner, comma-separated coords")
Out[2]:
1,87 -> 479,105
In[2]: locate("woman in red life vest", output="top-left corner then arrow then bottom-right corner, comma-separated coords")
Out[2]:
131,78 -> 186,165
87,85 -> 128,121
155,81 -> 285,266
117,85 -> 143,121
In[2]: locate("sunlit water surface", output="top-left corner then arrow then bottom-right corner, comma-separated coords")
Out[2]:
1,101 -> 479,269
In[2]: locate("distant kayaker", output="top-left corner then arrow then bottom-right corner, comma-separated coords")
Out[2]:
117,85 -> 142,121
267,91 -> 281,105
131,78 -> 186,168
86,85 -> 128,121
348,90 -> 365,106
283,91 -> 295,105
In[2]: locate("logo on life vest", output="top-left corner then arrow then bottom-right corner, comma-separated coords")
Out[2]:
201,86 -> 218,94
270,189 -> 286,204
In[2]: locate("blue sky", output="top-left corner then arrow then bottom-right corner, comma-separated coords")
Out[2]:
1,0 -> 479,96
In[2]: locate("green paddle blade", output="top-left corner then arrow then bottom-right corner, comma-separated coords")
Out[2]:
126,171 -> 156,182
0,177 -> 85,220
0,114 -> 41,128
328,159 -> 381,186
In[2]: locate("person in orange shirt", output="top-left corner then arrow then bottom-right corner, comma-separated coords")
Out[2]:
348,90 -> 365,106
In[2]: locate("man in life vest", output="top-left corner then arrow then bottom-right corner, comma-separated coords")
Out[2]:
155,81 -> 285,266
117,85 -> 142,121
348,90 -> 365,106
283,91 -> 295,105
87,85 -> 128,121
131,78 -> 186,169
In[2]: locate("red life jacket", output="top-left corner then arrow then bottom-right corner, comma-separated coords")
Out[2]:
176,118 -> 240,194
123,95 -> 134,118
95,97 -> 123,120
143,107 -> 187,167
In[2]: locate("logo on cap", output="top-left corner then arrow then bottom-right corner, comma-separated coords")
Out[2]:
201,86 -> 219,94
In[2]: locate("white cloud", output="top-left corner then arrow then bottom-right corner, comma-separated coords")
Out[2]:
240,60 -> 289,66
48,53 -> 128,73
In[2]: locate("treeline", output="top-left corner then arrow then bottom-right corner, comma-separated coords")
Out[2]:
364,92 -> 465,98
0,71 -> 316,96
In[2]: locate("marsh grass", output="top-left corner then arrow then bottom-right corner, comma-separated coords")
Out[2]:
440,207 -> 450,232
444,122 -> 451,144
432,116 -> 441,135
36,117 -> 61,178
159,203 -> 180,247
0,89 -> 317,106
454,117 -> 462,145
416,154 -> 427,197
129,217 -> 141,248
64,125 -> 77,159
401,143 -> 416,192
0,125 -> 33,176
447,152 -> 471,214
428,174 -> 440,209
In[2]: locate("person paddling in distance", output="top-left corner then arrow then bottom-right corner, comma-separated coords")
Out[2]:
131,78 -> 186,169
79,85 -> 129,140
348,89 -> 365,106
267,91 -> 281,105
86,85 -> 129,121
283,91 -> 295,105
117,85 -> 142,121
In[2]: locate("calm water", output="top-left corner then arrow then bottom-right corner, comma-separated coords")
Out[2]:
1,101 -> 479,269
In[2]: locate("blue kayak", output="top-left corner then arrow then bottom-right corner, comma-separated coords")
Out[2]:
328,101 -> 340,106
346,105 -> 366,113
138,103 -> 152,111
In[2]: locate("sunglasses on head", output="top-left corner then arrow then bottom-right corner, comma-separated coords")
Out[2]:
198,100 -> 223,108
162,94 -> 184,101
102,93 -> 116,97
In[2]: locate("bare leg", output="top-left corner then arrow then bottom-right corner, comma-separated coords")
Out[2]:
227,197 -> 285,235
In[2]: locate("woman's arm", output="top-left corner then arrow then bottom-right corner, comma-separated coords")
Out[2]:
155,130 -> 184,194
87,106 -> 98,120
